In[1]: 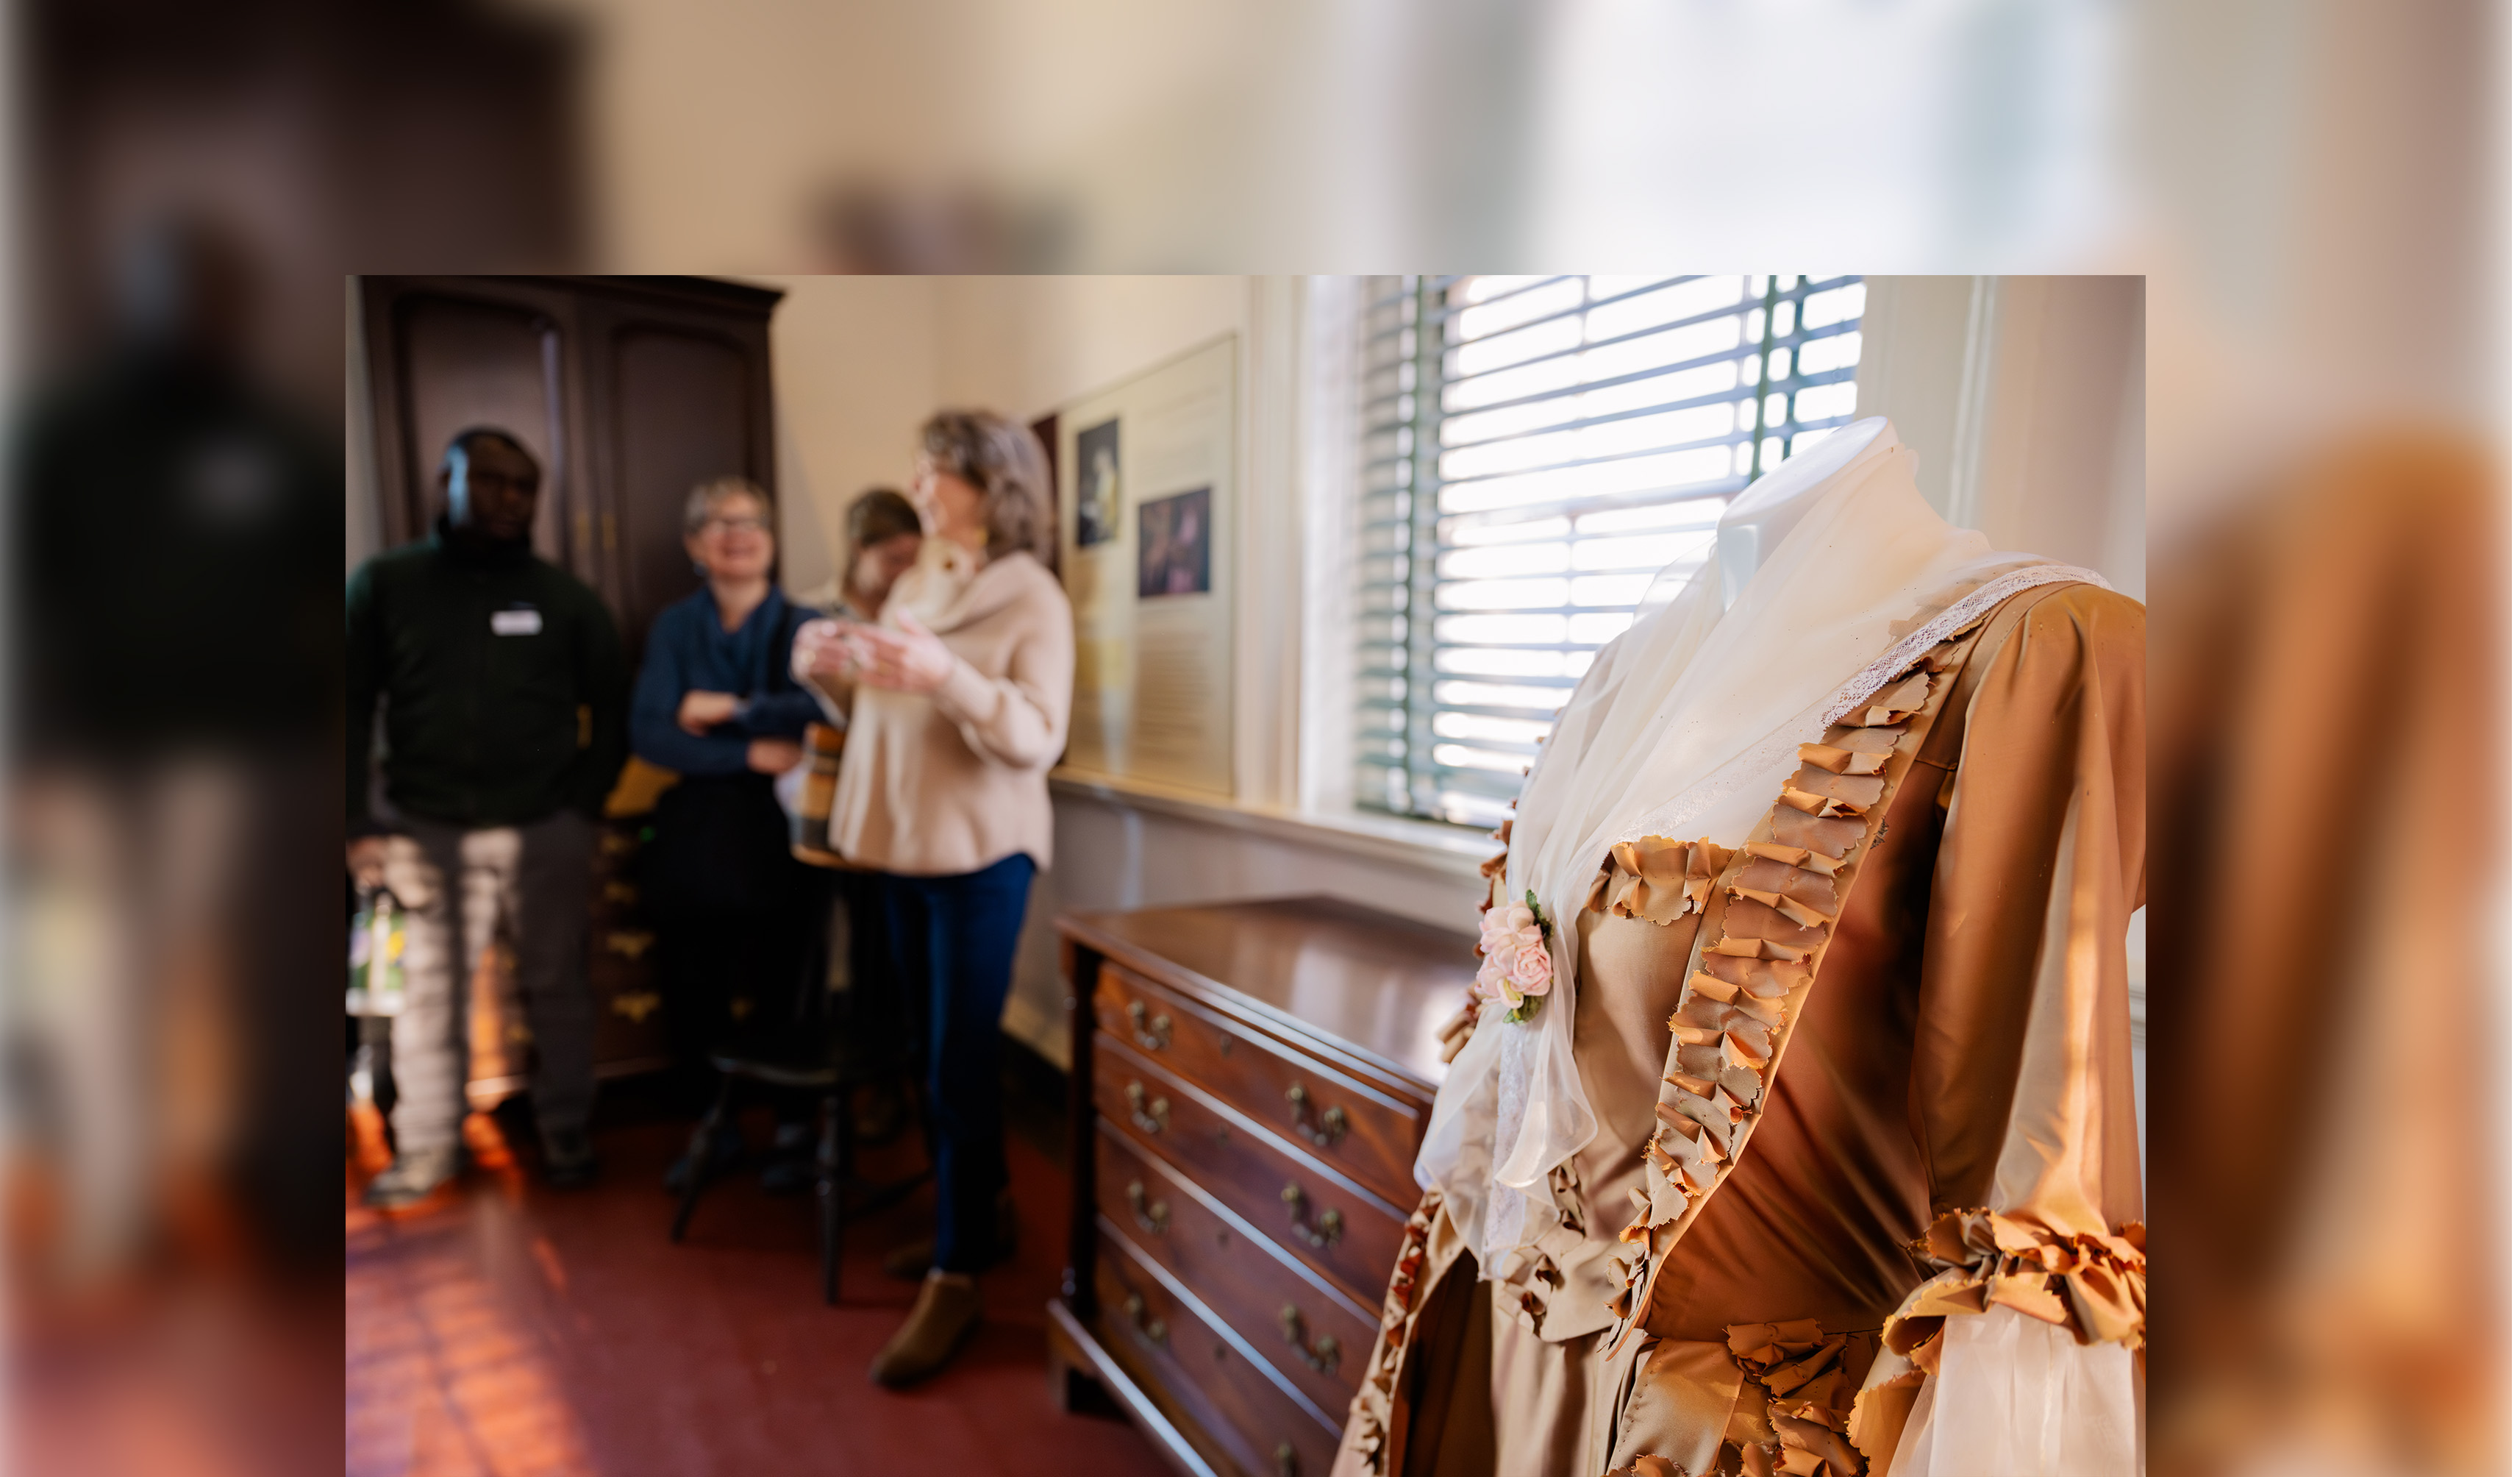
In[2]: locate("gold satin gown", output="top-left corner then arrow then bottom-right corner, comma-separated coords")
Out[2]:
1338,582 -> 2146,1477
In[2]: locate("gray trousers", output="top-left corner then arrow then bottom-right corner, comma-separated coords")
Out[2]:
381,810 -> 597,1153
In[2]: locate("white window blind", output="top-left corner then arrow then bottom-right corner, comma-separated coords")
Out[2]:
1354,274 -> 1867,828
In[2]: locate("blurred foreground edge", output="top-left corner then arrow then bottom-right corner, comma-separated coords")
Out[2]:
2148,427 -> 2507,1477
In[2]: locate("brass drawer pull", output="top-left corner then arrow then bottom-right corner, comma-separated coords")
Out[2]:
1285,1083 -> 1349,1147
1121,1292 -> 1168,1346
1279,1184 -> 1343,1248
1279,1304 -> 1342,1373
1126,999 -> 1173,1051
1125,1180 -> 1170,1234
1275,1441 -> 1299,1477
1125,1081 -> 1171,1135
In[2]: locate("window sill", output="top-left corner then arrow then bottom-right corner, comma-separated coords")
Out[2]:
1047,767 -> 1496,880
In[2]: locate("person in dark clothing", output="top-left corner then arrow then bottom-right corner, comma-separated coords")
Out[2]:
631,477 -> 823,1192
14,216 -> 341,1272
346,427 -> 628,1208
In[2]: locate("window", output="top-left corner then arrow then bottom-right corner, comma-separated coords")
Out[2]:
1353,275 -> 1868,828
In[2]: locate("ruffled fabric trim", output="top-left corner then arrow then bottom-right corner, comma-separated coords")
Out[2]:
1841,1210 -> 2145,1472
1436,986 -> 1485,1066
1622,565 -> 2103,850
1880,1209 -> 2147,1361
1347,1188 -> 1449,1474
1605,1318 -> 1877,1477
1586,836 -> 1736,924
1443,844 -> 1512,1064
1604,1211 -> 2140,1477
1602,626 -> 1988,1348
1724,1320 -> 1873,1476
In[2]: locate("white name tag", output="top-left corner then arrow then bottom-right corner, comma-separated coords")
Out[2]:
491,608 -> 543,636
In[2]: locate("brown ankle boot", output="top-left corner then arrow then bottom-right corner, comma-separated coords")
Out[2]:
869,1271 -> 983,1387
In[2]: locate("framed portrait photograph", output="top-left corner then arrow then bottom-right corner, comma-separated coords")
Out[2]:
1075,416 -> 1121,548
1135,485 -> 1212,599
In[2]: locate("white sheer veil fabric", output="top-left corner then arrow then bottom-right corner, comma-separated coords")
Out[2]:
1415,418 -> 2110,1280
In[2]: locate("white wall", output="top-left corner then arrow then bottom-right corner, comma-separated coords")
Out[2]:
1966,277 -> 2145,598
748,275 -> 943,599
1855,276 -> 2146,597
933,276 -> 1250,416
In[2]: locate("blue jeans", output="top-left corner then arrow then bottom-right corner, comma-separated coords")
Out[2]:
875,853 -> 1036,1273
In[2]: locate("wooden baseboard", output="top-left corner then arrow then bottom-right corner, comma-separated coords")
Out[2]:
1046,1298 -> 1218,1477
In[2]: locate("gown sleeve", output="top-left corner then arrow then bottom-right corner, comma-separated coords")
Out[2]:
1857,583 -> 2148,1475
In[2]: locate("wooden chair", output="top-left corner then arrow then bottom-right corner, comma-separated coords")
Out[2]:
668,722 -> 930,1305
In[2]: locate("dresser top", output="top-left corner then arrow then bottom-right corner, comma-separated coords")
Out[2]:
1059,894 -> 1475,1092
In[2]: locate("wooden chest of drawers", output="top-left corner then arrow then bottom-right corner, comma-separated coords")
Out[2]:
1049,897 -> 1474,1477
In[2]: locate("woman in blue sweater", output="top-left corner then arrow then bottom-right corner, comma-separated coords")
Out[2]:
631,477 -> 822,1184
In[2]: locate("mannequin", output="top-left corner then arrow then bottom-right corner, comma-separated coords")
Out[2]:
1339,420 -> 2142,1477
1714,415 -> 1896,608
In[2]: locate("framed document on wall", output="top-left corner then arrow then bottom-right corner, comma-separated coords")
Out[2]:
1056,335 -> 1236,797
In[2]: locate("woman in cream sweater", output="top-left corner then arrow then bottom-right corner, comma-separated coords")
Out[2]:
791,410 -> 1074,1387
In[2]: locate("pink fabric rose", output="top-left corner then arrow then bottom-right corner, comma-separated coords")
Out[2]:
1475,894 -> 1554,1020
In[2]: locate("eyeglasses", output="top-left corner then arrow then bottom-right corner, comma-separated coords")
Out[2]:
699,515 -> 768,536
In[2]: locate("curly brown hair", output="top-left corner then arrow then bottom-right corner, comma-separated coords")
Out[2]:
919,409 -> 1051,562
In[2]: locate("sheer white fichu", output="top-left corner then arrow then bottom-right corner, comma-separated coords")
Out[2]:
1415,418 -> 2110,1280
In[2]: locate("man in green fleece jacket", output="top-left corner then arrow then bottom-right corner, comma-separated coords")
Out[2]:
346,427 -> 627,1208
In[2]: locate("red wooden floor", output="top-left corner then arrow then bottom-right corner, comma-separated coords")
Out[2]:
345,1078 -> 1170,1477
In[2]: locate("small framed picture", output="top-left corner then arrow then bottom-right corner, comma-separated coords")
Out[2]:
1076,417 -> 1121,548
1136,486 -> 1212,599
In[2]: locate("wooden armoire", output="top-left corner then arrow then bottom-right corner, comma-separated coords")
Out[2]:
357,275 -> 782,655
355,274 -> 784,1092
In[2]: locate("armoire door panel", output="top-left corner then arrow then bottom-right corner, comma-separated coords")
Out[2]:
356,274 -> 782,1101
607,325 -> 756,654
391,292 -> 568,561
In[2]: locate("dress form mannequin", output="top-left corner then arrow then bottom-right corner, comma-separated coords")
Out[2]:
1343,405 -> 2141,1477
1714,416 -> 1901,608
